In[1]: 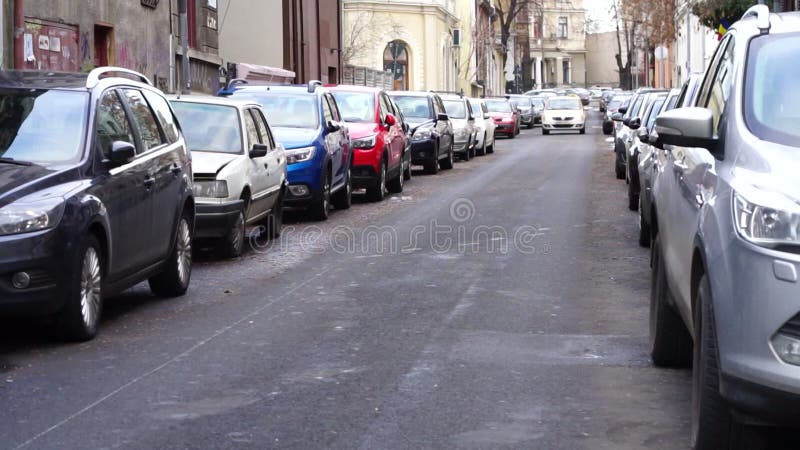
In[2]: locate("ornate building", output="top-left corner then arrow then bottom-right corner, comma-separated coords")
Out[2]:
529,0 -> 586,88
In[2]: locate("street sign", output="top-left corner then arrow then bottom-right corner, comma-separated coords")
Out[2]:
654,46 -> 668,61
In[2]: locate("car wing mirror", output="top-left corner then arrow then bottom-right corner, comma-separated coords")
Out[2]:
655,107 -> 721,158
326,120 -> 341,133
618,106 -> 628,114
649,129 -> 662,149
250,143 -> 269,158
484,113 -> 490,119
629,117 -> 642,130
436,113 -> 449,122
109,141 -> 136,166
637,126 -> 649,143
384,113 -> 397,127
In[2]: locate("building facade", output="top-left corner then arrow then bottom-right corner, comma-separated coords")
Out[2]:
283,0 -> 343,84
528,0 -> 586,88
342,0 -> 459,91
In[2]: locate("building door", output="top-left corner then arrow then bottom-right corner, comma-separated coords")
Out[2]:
94,24 -> 114,67
384,41 -> 408,90
22,18 -> 79,71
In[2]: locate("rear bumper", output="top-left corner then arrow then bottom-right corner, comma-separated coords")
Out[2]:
195,200 -> 243,239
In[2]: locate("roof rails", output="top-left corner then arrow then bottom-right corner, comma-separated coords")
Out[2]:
86,66 -> 152,89
307,80 -> 323,93
742,4 -> 770,34
429,89 -> 465,98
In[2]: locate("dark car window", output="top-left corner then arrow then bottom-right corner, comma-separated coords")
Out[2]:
231,92 -> 319,129
170,102 -> 243,154
645,98 -> 666,131
250,108 -> 274,149
332,91 -> 375,123
745,33 -> 800,147
142,90 -> 179,144
627,96 -> 645,119
94,90 -> 135,160
0,89 -> 88,165
122,89 -> 164,152
485,100 -> 511,112
393,96 -> 432,119
443,100 -> 466,119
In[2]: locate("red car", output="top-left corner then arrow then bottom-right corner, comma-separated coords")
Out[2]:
330,86 -> 408,201
484,98 -> 519,138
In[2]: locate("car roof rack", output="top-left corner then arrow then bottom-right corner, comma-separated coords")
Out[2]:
742,4 -> 770,34
86,66 -> 152,89
307,80 -> 323,93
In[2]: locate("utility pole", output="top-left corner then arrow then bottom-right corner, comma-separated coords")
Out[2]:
178,0 -> 191,94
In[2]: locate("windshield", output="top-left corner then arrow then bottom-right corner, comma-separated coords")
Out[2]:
171,102 -> 243,153
0,90 -> 88,165
744,34 -> 800,147
608,96 -> 629,110
332,91 -> 375,123
443,100 -> 466,119
230,92 -> 319,129
530,98 -> 545,109
393,96 -> 431,119
511,99 -> 531,109
469,101 -> 484,115
547,98 -> 581,110
485,100 -> 511,113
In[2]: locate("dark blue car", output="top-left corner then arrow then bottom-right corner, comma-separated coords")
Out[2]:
220,81 -> 351,220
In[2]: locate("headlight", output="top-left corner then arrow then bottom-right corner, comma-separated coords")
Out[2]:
352,134 -> 377,149
0,195 -> 65,236
734,190 -> 800,247
194,180 -> 229,199
285,146 -> 316,164
454,128 -> 468,139
413,127 -> 432,141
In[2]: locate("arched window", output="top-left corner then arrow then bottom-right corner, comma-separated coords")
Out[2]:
384,41 -> 409,90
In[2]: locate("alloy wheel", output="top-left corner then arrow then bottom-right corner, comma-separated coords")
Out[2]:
79,247 -> 102,329
176,218 -> 192,286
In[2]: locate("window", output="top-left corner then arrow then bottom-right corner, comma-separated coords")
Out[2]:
698,36 -> 734,133
533,16 -> 542,39
557,17 -> 568,38
326,95 -> 342,121
95,91 -> 134,160
169,102 -> 242,154
143,91 -> 179,144
251,108 -> 274,149
322,96 -> 334,124
122,89 -> 164,152
243,108 -> 260,148
332,91 -> 375,123
384,41 -> 409,90
379,94 -> 392,120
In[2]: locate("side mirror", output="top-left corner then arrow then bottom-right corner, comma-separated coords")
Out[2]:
250,143 -> 269,158
655,107 -> 720,157
484,113 -> 490,119
436,113 -> 449,122
109,141 -> 135,166
649,129 -> 662,149
618,106 -> 628,114
326,120 -> 341,132
637,126 -> 649,143
384,113 -> 397,127
622,117 -> 631,127
611,112 -> 623,122
628,117 -> 641,130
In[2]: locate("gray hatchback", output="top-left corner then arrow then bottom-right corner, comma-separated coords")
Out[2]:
649,6 -> 800,448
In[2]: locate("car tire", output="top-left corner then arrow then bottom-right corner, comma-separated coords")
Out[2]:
149,211 -> 192,297
220,207 -> 245,258
387,161 -> 404,194
310,170 -> 331,221
487,142 -> 494,154
476,138 -> 486,156
368,159 -> 387,202
403,153 -> 412,180
615,163 -> 626,180
461,146 -> 471,161
691,275 -> 760,450
56,234 -> 103,341
628,174 -> 639,211
332,164 -> 352,210
579,126 -> 586,135
542,129 -> 549,136
440,144 -> 454,170
649,235 -> 691,367
638,197 -> 650,248
265,189 -> 284,239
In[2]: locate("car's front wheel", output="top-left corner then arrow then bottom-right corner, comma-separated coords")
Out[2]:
310,170 -> 331,220
220,207 -> 245,258
57,234 -> 103,341
332,164 -> 352,210
368,159 -> 387,201
149,211 -> 192,297
440,142 -> 454,170
403,153 -> 412,180
387,160 -> 404,194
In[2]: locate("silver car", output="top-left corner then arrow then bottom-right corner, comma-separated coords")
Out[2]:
468,98 -> 496,155
440,94 -> 478,161
624,91 -> 668,212
649,6 -> 800,448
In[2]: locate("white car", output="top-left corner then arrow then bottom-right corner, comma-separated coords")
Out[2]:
468,98 -> 496,155
170,96 -> 287,257
541,96 -> 586,135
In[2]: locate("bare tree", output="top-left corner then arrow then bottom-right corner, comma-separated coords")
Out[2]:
342,11 -> 378,66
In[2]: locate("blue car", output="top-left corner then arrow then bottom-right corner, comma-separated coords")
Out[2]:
219,81 -> 351,220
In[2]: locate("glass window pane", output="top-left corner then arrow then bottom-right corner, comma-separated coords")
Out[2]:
122,89 -> 163,152
96,90 -> 134,159
142,90 -> 179,144
244,109 -> 260,146
170,101 -> 243,154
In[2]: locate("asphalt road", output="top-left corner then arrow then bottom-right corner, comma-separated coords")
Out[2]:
0,111 -> 694,449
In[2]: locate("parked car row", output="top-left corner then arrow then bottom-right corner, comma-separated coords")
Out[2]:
610,7 -> 800,448
0,69 -> 535,341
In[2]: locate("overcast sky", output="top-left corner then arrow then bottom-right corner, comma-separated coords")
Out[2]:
584,0 -> 617,33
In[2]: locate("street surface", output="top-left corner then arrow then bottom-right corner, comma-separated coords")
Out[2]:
1,111 -> 694,449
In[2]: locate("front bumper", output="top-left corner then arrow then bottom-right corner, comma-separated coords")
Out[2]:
195,199 -> 244,239
0,227 -> 73,315
351,164 -> 379,188
542,121 -> 584,130
410,139 -> 437,164
453,140 -> 470,154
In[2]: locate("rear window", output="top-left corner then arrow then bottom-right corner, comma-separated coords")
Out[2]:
170,102 -> 243,154
744,33 -> 800,147
331,91 -> 375,123
443,100 -> 466,119
392,96 -> 431,119
484,100 -> 511,112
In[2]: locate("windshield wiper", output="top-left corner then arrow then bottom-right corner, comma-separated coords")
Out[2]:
0,157 -> 33,166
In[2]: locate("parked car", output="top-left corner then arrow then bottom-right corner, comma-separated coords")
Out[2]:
484,97 -> 519,139
611,88 -> 664,179
390,90 -> 454,174
440,93 -> 478,161
648,7 -> 800,447
572,88 -> 591,106
529,96 -> 545,125
623,91 -> 668,212
599,89 -> 617,112
330,85 -> 408,201
0,67 -> 194,340
388,96 -> 414,181
468,98 -> 496,155
220,81 -> 352,220
541,96 -> 586,135
602,93 -> 630,135
169,96 -> 286,257
508,95 -> 535,129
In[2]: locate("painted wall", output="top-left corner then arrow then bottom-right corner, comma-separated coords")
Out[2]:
585,31 -> 624,87
217,0 -> 283,68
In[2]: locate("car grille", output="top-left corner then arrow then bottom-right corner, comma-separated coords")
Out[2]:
552,117 -> 574,121
778,313 -> 800,339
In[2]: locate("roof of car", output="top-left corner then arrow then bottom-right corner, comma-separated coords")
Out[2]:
0,70 -> 90,90
439,93 -> 467,101
227,84 -> 327,97
167,94 -> 260,109
733,10 -> 800,35
328,84 -> 381,94
388,90 -> 436,98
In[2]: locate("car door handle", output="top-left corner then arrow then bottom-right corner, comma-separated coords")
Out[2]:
171,165 -> 182,176
144,176 -> 156,188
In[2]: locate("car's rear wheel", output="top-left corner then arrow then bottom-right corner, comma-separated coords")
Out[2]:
649,234 -> 691,367
579,126 -> 586,135
220,207 -> 245,258
461,145 -> 471,161
476,138 -> 486,156
57,234 -> 103,341
149,212 -> 192,297
332,164 -> 352,210
486,141 -> 494,154
368,160 -> 387,201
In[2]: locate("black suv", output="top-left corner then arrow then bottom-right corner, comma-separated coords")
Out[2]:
389,90 -> 454,175
0,67 -> 194,341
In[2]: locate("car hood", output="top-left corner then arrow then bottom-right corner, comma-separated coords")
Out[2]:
191,152 -> 239,177
0,163 -> 79,207
272,127 -> 320,149
406,118 -> 434,131
732,146 -> 800,204
450,118 -> 469,129
345,122 -> 380,139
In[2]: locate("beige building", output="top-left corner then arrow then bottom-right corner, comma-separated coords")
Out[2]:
528,0 -> 587,88
342,0 -> 459,91
585,30 -> 625,87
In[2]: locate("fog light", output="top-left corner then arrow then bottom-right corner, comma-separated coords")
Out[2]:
289,185 -> 310,197
11,272 -> 30,289
772,333 -> 800,365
